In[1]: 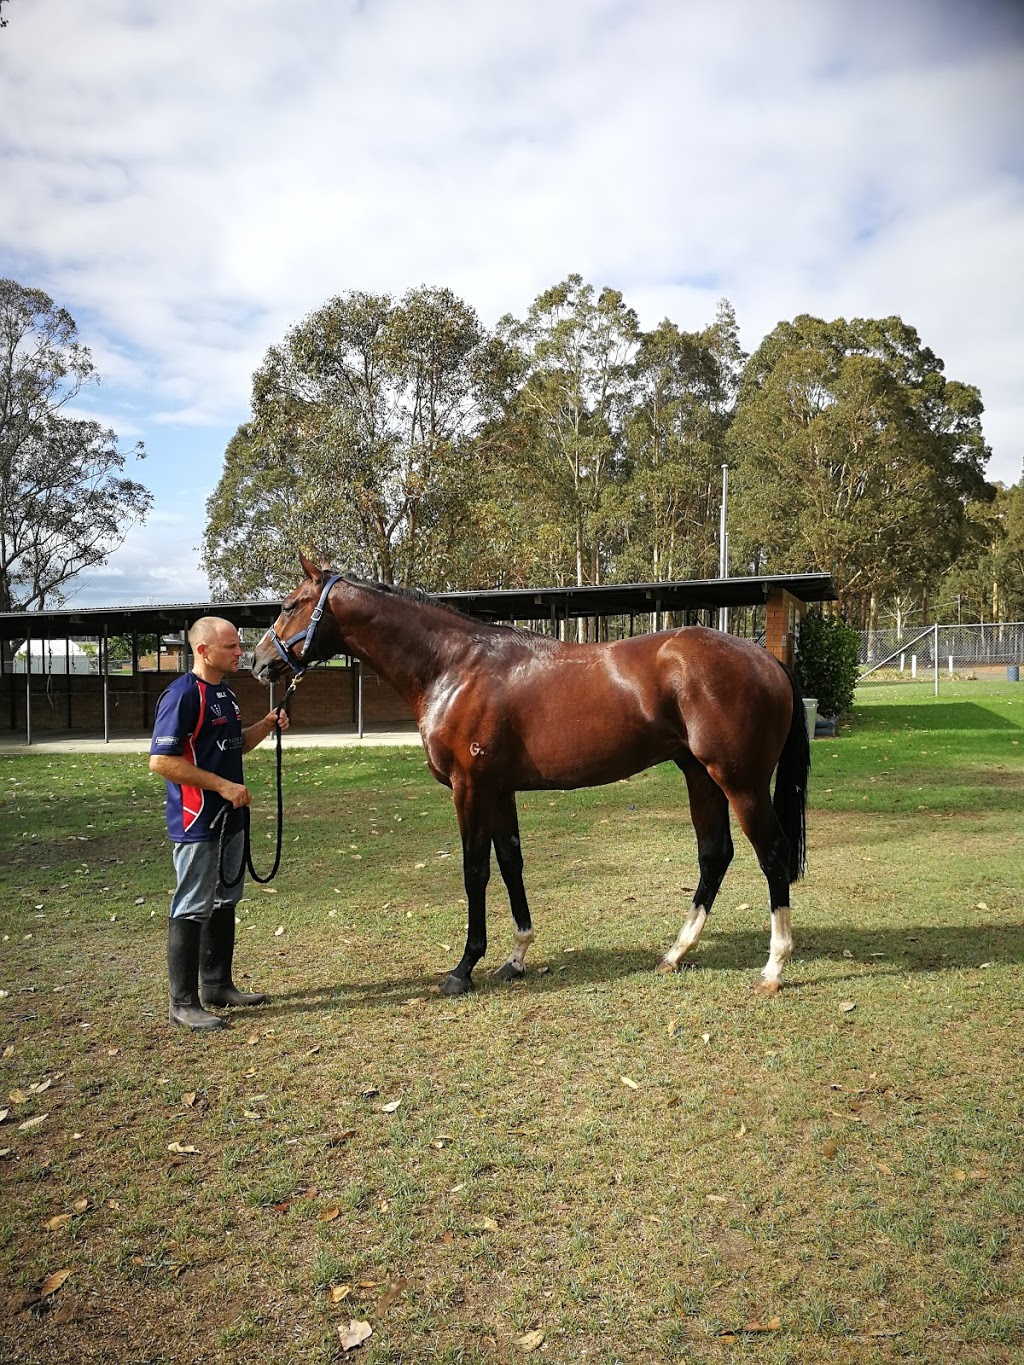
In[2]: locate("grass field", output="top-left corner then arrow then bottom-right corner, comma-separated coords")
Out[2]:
1,680 -> 1022,1363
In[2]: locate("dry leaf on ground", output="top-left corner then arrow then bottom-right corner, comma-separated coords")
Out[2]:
376,1278 -> 412,1315
39,1268 -> 72,1297
516,1329 -> 545,1352
338,1320 -> 373,1351
167,1141 -> 198,1155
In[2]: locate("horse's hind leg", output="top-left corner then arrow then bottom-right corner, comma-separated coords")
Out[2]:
656,759 -> 733,974
728,789 -> 793,996
491,793 -> 534,982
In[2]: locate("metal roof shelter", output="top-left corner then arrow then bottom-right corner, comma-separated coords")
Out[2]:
1,572 -> 836,743
0,572 -> 834,641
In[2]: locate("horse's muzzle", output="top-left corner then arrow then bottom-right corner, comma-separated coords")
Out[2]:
250,639 -> 285,685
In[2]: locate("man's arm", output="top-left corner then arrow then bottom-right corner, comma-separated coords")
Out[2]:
148,753 -> 251,808
242,708 -> 290,754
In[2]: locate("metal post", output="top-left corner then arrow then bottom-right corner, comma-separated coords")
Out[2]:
718,463 -> 729,633
25,628 -> 32,746
934,622 -> 940,697
357,660 -> 364,738
102,629 -> 110,743
66,637 -> 72,729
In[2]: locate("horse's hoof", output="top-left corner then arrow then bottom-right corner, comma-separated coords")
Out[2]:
753,977 -> 781,998
493,960 -> 525,983
440,973 -> 473,997
654,957 -> 679,975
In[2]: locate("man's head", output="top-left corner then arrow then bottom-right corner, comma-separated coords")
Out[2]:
189,616 -> 243,681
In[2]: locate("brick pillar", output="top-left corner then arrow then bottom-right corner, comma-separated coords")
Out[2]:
765,588 -> 803,669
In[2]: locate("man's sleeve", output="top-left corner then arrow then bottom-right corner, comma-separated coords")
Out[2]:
150,683 -> 197,757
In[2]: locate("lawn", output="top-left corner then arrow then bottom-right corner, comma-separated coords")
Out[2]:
1,679 -> 1022,1363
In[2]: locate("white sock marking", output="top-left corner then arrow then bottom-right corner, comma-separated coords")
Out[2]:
506,927 -> 534,970
661,905 -> 708,968
761,906 -> 793,984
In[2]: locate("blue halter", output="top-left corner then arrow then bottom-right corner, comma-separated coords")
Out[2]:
265,573 -> 344,678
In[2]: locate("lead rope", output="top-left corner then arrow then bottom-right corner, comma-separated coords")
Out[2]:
215,686 -> 295,889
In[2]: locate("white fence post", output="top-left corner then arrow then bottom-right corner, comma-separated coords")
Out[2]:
934,623 -> 939,695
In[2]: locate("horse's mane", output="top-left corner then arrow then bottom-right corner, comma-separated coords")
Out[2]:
333,571 -> 538,640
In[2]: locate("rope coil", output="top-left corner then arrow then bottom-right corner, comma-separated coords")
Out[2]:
213,698 -> 289,888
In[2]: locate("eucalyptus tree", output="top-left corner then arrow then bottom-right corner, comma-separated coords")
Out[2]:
938,481 -> 1024,623
0,278 -> 151,613
727,314 -> 991,625
204,287 -> 493,596
495,275 -> 640,595
614,301 -> 744,584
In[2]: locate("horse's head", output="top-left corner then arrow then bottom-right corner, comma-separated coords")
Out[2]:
251,552 -> 346,685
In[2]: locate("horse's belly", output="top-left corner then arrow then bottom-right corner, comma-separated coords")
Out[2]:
515,719 -> 680,790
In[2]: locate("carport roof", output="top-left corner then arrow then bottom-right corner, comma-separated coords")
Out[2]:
0,572 -> 835,641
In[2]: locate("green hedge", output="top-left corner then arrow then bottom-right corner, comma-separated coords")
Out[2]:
795,610 -> 860,717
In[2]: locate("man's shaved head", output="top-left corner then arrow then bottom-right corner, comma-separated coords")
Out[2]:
188,616 -> 237,650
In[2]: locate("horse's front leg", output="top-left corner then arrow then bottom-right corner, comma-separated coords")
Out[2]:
491,792 -> 533,983
441,781 -> 492,997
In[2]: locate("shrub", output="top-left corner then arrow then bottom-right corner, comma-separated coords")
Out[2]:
795,611 -> 860,717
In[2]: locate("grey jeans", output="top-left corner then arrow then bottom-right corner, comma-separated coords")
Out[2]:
168,833 -> 245,921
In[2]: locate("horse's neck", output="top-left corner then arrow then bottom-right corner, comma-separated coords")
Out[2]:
337,587 -> 465,707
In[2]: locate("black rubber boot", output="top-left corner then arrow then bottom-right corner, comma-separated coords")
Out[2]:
167,918 -> 227,1030
200,903 -> 269,1007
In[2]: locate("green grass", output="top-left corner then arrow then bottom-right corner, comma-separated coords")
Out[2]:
1,680 -> 1023,1363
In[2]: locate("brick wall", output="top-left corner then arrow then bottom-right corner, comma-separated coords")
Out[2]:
765,588 -> 804,670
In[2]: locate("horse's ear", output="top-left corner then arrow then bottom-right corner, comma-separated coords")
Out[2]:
298,550 -> 320,581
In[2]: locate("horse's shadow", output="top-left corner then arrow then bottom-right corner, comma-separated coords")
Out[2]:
257,921 -> 1024,1017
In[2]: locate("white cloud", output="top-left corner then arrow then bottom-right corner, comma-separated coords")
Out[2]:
1,0 -> 1022,607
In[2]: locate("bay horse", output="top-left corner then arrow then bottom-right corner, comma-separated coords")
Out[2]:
251,553 -> 810,998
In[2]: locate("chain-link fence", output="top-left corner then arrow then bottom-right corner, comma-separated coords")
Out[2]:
859,622 -> 1024,685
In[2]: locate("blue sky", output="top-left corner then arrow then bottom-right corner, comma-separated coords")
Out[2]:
2,0 -> 1022,607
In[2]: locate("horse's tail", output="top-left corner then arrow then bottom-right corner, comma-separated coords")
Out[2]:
773,666 -> 810,882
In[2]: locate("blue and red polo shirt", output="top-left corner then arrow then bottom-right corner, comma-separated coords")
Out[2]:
150,673 -> 245,842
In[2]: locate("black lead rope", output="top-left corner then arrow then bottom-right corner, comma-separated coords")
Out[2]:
214,699 -> 289,889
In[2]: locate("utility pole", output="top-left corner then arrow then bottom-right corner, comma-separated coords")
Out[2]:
718,463 -> 729,633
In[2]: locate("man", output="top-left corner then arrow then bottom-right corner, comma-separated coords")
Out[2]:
149,616 -> 290,1031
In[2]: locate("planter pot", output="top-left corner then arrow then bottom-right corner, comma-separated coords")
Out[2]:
803,698 -> 817,742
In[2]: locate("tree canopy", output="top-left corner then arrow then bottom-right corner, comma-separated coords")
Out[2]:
204,282 -> 1010,632
727,315 -> 991,624
204,287 -> 495,595
0,279 -> 152,612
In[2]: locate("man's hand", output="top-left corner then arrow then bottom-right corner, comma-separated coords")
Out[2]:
242,708 -> 290,753
219,779 -> 252,808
